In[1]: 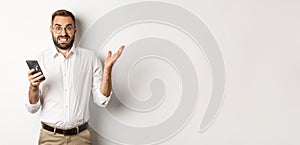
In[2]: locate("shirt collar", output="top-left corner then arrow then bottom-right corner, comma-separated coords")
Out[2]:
51,45 -> 76,58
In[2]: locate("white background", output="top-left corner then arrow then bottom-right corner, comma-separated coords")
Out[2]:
0,0 -> 299,144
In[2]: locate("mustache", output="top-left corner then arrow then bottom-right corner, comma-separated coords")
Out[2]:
57,35 -> 70,39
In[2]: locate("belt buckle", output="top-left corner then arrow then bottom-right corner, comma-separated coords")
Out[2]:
53,127 -> 57,135
76,126 -> 79,134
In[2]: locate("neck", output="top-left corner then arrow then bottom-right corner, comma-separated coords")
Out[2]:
56,47 -> 71,58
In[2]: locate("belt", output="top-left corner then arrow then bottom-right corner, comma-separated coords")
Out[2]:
41,122 -> 88,136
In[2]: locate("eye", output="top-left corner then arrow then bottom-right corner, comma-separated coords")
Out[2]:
55,26 -> 61,31
66,26 -> 73,31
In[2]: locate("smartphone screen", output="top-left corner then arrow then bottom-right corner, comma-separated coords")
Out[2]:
26,60 -> 46,81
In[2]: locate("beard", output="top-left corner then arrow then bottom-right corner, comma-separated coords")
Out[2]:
52,33 -> 75,50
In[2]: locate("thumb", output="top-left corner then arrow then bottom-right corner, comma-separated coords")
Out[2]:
107,51 -> 112,58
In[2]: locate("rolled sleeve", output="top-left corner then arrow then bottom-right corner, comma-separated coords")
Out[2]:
93,91 -> 112,107
92,55 -> 112,108
24,97 -> 41,114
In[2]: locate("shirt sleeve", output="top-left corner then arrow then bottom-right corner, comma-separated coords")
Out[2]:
92,55 -> 112,108
24,55 -> 42,114
24,95 -> 41,114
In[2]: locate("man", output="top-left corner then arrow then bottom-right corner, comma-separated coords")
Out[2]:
25,9 -> 124,145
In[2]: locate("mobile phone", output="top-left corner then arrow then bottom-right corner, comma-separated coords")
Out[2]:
26,60 -> 46,81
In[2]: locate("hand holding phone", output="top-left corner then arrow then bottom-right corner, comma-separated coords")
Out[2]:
26,60 -> 46,81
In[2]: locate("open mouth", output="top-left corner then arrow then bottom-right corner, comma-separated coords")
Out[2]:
58,37 -> 70,43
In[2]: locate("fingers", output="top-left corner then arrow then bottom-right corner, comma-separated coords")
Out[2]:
112,45 -> 125,59
104,45 -> 125,69
30,75 -> 44,87
117,45 -> 125,56
28,69 -> 35,76
30,73 -> 43,81
119,45 -> 125,52
28,71 -> 41,79
28,69 -> 44,87
35,74 -> 45,82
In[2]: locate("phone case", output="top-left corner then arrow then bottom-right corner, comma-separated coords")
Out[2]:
26,60 -> 46,81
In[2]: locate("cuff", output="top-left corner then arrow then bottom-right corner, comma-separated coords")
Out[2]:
93,91 -> 112,108
24,98 -> 41,114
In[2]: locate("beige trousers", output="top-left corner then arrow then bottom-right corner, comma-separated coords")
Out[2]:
38,128 -> 91,145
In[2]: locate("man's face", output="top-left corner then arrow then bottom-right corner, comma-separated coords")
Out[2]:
51,16 -> 76,50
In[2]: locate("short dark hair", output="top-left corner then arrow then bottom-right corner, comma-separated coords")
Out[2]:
51,9 -> 75,25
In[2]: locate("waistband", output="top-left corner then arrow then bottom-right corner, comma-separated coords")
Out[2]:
41,122 -> 88,136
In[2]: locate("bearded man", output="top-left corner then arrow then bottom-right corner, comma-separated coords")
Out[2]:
25,9 -> 124,145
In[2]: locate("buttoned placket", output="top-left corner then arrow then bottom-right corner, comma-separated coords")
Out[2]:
62,55 -> 71,127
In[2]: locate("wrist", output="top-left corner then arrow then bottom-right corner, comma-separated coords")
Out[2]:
30,84 -> 39,91
103,67 -> 112,74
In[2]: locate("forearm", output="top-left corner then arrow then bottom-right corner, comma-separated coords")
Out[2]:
100,45 -> 124,97
28,85 -> 40,104
100,68 -> 112,97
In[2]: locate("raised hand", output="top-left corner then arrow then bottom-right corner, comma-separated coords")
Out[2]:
100,45 -> 125,96
104,45 -> 125,71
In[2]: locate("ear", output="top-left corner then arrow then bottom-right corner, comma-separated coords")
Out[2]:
50,26 -> 53,33
74,26 -> 77,34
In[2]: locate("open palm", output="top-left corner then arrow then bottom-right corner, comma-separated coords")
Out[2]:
104,45 -> 125,70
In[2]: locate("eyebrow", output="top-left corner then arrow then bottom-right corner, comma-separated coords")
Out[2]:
54,24 -> 73,27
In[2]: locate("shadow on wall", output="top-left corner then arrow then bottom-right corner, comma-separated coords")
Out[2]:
79,1 -> 225,145
74,18 -> 83,47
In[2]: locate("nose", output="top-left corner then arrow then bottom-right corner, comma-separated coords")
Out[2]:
60,28 -> 67,35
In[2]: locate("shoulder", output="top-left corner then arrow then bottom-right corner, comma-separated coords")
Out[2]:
75,47 -> 103,67
28,48 -> 52,61
75,47 -> 101,64
40,49 -> 52,56
76,47 -> 98,57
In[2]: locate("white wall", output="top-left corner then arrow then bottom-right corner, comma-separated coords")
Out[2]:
0,0 -> 299,145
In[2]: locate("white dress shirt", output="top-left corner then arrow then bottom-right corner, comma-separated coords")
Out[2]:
25,46 -> 111,129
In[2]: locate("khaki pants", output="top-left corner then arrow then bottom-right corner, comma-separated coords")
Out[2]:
38,128 -> 92,145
